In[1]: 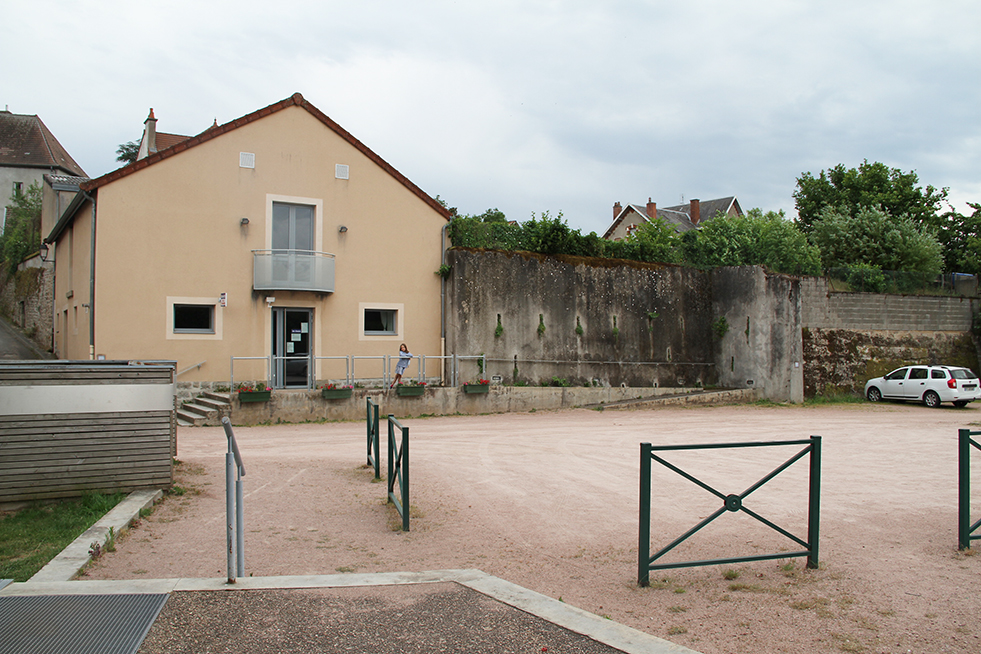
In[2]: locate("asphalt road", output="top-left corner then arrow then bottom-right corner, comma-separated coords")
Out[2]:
0,315 -> 49,360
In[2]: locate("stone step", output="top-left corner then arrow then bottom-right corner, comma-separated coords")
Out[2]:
195,396 -> 229,412
181,402 -> 213,418
176,408 -> 205,426
202,391 -> 232,403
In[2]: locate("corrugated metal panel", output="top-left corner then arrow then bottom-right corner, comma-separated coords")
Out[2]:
0,593 -> 167,654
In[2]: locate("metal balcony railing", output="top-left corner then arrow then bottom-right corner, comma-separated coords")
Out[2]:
253,249 -> 335,293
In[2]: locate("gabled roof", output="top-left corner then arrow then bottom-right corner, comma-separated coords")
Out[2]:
0,110 -> 86,176
81,93 -> 450,220
603,196 -> 742,239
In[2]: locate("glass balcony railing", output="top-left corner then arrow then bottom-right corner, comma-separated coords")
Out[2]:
253,250 -> 335,293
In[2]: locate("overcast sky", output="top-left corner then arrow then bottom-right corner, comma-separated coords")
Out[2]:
3,1 -> 978,233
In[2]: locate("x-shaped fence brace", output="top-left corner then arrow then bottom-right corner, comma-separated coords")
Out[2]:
639,436 -> 821,586
388,415 -> 410,531
366,398 -> 380,479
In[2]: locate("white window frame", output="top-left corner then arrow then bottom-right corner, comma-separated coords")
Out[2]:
359,302 -> 404,341
166,296 -> 223,340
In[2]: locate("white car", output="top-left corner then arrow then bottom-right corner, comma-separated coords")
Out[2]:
865,365 -> 981,408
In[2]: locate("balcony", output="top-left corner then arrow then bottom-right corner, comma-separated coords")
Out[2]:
253,250 -> 335,293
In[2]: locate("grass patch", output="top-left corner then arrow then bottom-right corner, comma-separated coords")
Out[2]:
666,626 -> 688,635
803,393 -> 865,406
0,492 -> 125,582
723,568 -> 740,580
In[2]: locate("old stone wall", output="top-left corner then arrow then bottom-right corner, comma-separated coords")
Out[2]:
0,256 -> 53,354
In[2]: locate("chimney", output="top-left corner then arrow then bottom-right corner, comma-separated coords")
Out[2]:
136,108 -> 157,161
646,198 -> 656,219
690,198 -> 701,225
613,201 -> 622,218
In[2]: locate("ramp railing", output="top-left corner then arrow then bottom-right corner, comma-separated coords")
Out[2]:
959,429 -> 981,550
387,415 -> 410,531
639,436 -> 821,586
366,397 -> 380,479
221,417 -> 246,583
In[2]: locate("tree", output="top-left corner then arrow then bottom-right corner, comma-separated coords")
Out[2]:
116,140 -> 139,164
808,205 -> 943,275
936,203 -> 981,275
606,217 -> 683,264
681,209 -> 822,275
1,181 -> 43,273
793,160 -> 948,233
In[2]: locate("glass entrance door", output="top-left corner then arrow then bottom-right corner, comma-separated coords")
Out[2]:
272,308 -> 312,389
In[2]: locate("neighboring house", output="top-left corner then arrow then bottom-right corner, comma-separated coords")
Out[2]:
45,93 -> 451,389
0,109 -> 86,231
603,196 -> 742,241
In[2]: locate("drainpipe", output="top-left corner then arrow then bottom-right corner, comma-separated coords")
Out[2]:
440,219 -> 451,384
85,191 -> 96,360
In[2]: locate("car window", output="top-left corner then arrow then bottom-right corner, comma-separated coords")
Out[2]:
952,369 -> 979,380
909,368 -> 928,380
931,369 -> 947,379
885,368 -> 909,381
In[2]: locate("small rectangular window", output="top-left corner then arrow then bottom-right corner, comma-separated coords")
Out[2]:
174,304 -> 215,333
364,309 -> 397,335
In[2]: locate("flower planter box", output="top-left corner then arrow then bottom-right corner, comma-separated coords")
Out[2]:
396,386 -> 425,397
321,388 -> 353,400
238,391 -> 271,403
463,384 -> 489,394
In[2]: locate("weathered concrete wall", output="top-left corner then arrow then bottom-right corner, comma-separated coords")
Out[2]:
0,257 -> 53,354
712,266 -> 803,402
229,385 -> 735,424
445,249 -> 717,388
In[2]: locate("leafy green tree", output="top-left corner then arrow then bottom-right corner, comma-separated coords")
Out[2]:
606,217 -> 683,264
808,205 -> 943,275
681,209 -> 822,275
1,181 -> 43,273
793,160 -> 948,233
936,203 -> 981,275
116,140 -> 139,164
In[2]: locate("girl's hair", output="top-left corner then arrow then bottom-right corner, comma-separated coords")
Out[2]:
400,343 -> 407,351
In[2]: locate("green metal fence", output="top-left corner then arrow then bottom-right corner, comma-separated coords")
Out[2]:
366,398 -> 380,480
958,429 -> 981,550
639,436 -> 822,586
387,415 -> 410,531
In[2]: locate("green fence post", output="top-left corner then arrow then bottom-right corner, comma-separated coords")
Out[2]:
366,398 -> 380,479
959,429 -> 971,550
806,435 -> 822,569
401,424 -> 410,532
639,442 -> 652,586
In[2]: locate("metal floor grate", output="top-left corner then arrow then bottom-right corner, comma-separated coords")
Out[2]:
0,594 -> 168,654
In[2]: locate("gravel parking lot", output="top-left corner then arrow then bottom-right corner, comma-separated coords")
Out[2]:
86,402 -> 981,654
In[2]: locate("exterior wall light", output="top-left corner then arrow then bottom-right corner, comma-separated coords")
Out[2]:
240,217 -> 250,225
338,225 -> 348,232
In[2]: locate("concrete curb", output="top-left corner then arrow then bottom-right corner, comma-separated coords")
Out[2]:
3,570 -> 702,654
28,489 -> 163,583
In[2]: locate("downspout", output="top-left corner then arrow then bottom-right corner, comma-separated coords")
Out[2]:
85,191 -> 96,360
440,218 -> 452,384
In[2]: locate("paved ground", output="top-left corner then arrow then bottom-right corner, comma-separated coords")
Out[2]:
0,316 -> 48,360
7,402 -> 981,653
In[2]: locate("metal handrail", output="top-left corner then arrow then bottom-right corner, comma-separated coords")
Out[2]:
315,355 -> 351,386
230,356 -> 271,389
221,417 -> 246,583
638,436 -> 821,586
176,360 -> 206,377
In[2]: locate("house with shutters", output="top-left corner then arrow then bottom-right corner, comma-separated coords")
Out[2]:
44,93 -> 450,390
603,196 -> 743,241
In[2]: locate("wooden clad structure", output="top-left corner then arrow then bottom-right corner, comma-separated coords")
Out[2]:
0,361 -> 176,503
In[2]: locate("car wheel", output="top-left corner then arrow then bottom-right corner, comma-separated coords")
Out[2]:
923,390 -> 941,408
954,401 -> 969,408
867,387 -> 882,403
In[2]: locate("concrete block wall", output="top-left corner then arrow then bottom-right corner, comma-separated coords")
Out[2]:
801,277 -> 976,331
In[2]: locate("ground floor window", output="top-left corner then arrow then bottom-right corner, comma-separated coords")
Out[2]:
173,304 -> 214,333
364,309 -> 397,335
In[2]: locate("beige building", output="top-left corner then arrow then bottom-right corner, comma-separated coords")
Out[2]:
45,93 -> 450,388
